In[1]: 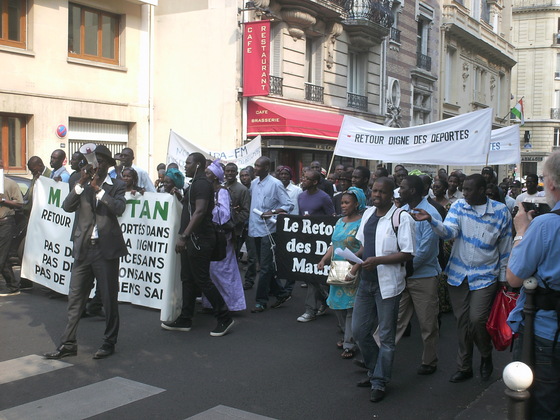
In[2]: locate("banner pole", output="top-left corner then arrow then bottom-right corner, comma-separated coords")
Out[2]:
326,151 -> 336,176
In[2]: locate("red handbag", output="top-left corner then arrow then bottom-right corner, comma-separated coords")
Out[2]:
486,285 -> 519,351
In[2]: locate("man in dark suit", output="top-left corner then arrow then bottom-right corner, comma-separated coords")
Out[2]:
44,145 -> 128,360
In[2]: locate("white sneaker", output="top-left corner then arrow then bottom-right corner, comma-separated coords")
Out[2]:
297,312 -> 317,323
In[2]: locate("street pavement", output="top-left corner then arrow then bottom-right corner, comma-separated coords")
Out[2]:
0,266 -> 513,420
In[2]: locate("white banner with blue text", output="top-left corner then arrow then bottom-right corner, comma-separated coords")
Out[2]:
167,130 -> 262,169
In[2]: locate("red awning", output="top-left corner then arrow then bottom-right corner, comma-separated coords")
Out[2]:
247,99 -> 344,141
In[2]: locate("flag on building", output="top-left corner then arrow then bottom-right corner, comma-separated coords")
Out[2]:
510,99 -> 524,125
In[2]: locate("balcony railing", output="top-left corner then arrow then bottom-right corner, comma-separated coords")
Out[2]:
343,0 -> 394,29
305,83 -> 324,103
416,52 -> 432,71
269,75 -> 283,96
390,27 -> 401,43
347,93 -> 368,111
551,108 -> 560,119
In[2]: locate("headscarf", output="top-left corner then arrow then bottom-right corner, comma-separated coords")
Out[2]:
165,168 -> 185,188
207,159 -> 224,183
344,186 -> 367,212
277,165 -> 293,179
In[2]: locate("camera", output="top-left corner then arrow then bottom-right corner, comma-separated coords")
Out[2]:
521,197 -> 551,217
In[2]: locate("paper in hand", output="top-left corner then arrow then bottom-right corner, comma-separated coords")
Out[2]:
334,247 -> 363,264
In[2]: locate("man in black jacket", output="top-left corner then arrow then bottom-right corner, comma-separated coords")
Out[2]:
44,145 -> 128,360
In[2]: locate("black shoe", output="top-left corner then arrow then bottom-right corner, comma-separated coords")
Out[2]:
210,318 -> 234,337
357,377 -> 371,388
417,364 -> 437,375
271,294 -> 291,309
370,389 -> 385,403
354,359 -> 368,370
250,304 -> 266,313
243,282 -> 253,290
93,343 -> 114,359
44,344 -> 78,360
161,317 -> 192,331
0,289 -> 20,297
449,370 -> 473,383
480,356 -> 493,381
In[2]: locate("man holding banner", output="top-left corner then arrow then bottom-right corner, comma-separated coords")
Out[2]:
44,145 -> 128,360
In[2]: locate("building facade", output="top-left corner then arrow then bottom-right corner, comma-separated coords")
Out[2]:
512,0 -> 560,176
0,0 -> 157,175
439,0 -> 516,177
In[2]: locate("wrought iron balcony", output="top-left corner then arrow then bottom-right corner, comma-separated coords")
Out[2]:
551,108 -> 560,119
416,52 -> 432,71
390,27 -> 401,43
270,75 -> 283,96
343,0 -> 394,29
347,93 -> 368,111
305,83 -> 324,103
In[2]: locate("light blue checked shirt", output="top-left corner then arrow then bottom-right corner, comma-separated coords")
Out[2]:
429,198 -> 512,290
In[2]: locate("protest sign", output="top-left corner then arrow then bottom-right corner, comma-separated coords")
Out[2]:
21,178 -> 74,294
167,130 -> 262,169
275,214 -> 337,284
21,178 -> 182,321
334,108 -> 493,165
487,124 -> 520,165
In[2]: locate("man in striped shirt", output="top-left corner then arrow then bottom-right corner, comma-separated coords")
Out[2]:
413,174 -> 512,383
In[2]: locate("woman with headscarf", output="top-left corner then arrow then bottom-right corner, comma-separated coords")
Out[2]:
162,168 -> 185,201
203,159 -> 246,312
317,187 -> 366,359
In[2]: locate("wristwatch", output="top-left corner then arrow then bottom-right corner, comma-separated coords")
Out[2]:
271,209 -> 276,214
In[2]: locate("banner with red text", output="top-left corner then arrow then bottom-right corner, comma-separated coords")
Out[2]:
243,20 -> 270,97
334,108 -> 493,165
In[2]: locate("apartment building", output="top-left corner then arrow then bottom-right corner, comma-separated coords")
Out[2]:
0,0 -> 157,175
439,0 -> 516,176
512,0 -> 560,176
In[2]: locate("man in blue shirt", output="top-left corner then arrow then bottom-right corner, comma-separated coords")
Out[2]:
507,151 -> 560,419
249,156 -> 293,313
414,174 -> 512,383
396,175 -> 441,375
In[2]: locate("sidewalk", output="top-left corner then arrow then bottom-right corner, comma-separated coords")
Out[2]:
455,378 -> 508,420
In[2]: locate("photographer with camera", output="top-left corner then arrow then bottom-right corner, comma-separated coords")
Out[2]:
507,151 -> 560,419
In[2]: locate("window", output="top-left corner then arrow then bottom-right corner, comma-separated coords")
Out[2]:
444,47 -> 455,102
0,113 -> 26,171
348,52 -> 366,95
554,128 -> 560,147
0,0 -> 26,48
305,37 -> 322,85
68,3 -> 119,65
416,19 -> 431,71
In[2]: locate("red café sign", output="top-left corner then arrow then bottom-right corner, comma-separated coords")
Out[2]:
243,21 -> 270,97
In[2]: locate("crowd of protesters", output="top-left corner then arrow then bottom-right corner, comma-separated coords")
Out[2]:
1,145 -> 558,417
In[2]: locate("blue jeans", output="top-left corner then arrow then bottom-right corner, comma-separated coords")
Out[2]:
352,278 -> 401,391
254,235 -> 287,307
513,331 -> 560,419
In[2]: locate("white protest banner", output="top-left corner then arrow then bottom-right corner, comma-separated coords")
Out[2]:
487,125 -> 520,165
21,177 -> 75,293
118,191 -> 182,320
167,130 -> 262,168
21,178 -> 182,321
334,108 -> 493,165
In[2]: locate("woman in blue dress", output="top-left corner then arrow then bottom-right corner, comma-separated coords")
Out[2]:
318,187 -> 366,359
